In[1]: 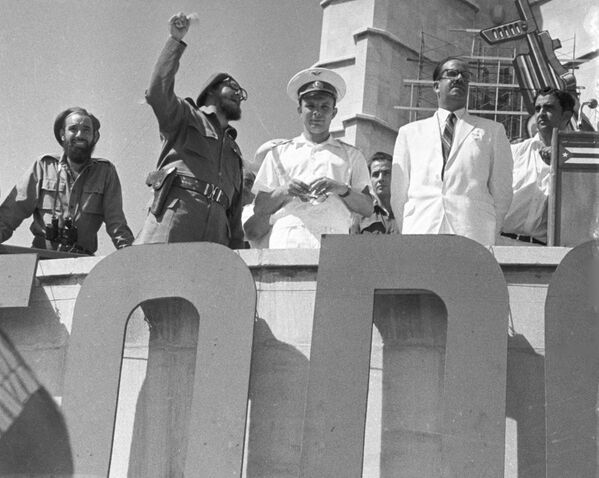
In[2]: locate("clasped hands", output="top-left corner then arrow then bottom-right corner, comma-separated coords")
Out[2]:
285,177 -> 349,203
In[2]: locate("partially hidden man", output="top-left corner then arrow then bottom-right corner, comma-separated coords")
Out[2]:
135,12 -> 246,248
252,68 -> 372,248
391,57 -> 513,245
501,87 -> 575,245
353,152 -> 397,234
0,107 -> 133,254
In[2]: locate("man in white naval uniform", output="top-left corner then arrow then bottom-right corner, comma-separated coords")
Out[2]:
252,68 -> 372,248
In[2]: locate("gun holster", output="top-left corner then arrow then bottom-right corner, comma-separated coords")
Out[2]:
146,166 -> 177,216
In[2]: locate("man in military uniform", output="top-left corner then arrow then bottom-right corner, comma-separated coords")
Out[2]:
0,107 -> 133,254
353,152 -> 398,234
135,12 -> 246,248
252,68 -> 372,248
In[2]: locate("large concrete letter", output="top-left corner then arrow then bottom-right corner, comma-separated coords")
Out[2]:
300,235 -> 509,477
545,240 -> 599,476
61,243 -> 256,477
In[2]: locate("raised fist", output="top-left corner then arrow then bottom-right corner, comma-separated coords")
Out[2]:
169,12 -> 190,41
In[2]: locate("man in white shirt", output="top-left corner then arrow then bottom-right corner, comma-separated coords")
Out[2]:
252,68 -> 372,248
501,87 -> 575,245
391,57 -> 513,245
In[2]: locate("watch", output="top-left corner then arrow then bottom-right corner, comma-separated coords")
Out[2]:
338,185 -> 351,198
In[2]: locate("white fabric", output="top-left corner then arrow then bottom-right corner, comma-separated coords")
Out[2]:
241,204 -> 270,249
501,134 -> 550,241
436,107 -> 466,131
253,134 -> 371,248
391,110 -> 513,245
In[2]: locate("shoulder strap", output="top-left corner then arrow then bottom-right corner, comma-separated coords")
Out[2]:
335,140 -> 353,184
270,145 -> 290,183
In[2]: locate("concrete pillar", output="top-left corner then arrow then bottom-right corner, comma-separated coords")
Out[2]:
128,299 -> 199,477
316,0 -> 483,158
373,292 -> 447,477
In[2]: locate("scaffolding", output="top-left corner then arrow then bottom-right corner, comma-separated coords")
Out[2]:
397,30 -> 530,141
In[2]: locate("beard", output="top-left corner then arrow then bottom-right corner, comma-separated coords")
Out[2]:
218,97 -> 242,121
64,140 -> 95,164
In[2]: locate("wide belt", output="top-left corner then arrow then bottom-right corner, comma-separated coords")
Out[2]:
173,175 -> 230,209
500,232 -> 546,245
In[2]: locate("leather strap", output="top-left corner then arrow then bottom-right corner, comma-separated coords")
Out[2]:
173,175 -> 230,209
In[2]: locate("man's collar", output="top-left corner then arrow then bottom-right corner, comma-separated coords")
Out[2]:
60,154 -> 95,174
373,195 -> 392,217
199,105 -> 238,139
437,107 -> 466,122
298,133 -> 339,148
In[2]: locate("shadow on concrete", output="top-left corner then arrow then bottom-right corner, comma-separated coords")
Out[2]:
506,333 -> 546,478
245,317 -> 310,478
373,292 -> 448,478
0,279 -> 72,397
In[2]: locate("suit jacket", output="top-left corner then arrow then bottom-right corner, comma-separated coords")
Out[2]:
391,110 -> 513,245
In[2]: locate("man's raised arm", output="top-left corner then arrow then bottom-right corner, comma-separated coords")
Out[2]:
145,12 -> 193,134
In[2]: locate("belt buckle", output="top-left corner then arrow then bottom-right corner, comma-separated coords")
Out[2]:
203,183 -> 223,204
212,188 -> 224,204
202,183 -> 212,198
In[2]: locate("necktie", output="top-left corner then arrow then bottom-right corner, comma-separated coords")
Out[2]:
441,112 -> 456,180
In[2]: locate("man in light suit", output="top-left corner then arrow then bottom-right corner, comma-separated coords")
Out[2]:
391,57 -> 513,245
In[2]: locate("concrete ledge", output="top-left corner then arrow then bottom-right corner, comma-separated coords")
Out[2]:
312,55 -> 356,69
490,246 -> 570,266
353,27 -> 421,58
320,0 -> 354,8
237,248 -> 320,268
36,256 -> 103,279
33,246 -> 571,280
339,112 -> 399,134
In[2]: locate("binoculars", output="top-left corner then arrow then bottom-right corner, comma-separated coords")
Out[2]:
45,217 -> 78,250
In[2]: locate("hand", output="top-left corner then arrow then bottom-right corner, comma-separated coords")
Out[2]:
169,12 -> 190,41
539,146 -> 551,165
284,179 -> 311,200
309,177 -> 348,196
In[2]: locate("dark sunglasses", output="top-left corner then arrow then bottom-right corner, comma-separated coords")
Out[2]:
220,77 -> 248,101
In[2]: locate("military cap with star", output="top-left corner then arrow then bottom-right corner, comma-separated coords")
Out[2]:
286,68 -> 346,103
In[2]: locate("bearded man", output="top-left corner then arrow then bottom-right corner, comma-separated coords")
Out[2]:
0,107 -> 133,254
135,12 -> 247,248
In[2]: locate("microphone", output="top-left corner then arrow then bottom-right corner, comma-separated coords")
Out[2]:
577,98 -> 597,129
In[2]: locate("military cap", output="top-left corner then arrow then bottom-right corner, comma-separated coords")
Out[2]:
286,67 -> 346,103
196,72 -> 240,106
53,107 -> 101,146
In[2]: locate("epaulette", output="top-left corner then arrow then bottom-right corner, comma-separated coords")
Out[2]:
274,139 -> 293,148
39,154 -> 60,163
265,139 -> 292,155
335,139 -> 360,151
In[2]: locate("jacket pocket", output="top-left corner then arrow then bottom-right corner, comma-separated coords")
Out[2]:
40,179 -> 65,211
183,121 -> 217,156
80,188 -> 104,215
